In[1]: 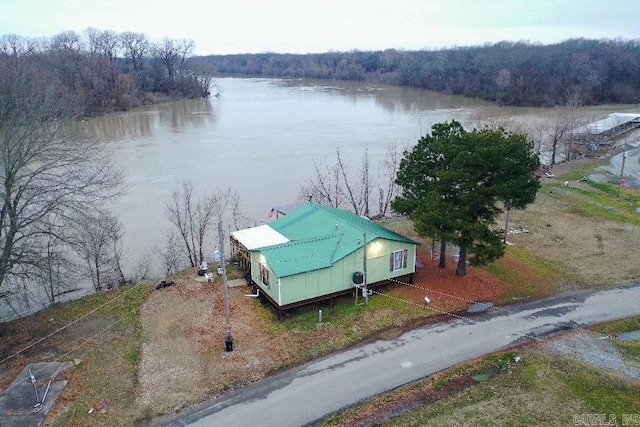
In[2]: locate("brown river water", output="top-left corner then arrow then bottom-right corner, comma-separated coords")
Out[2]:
90,78 -> 634,261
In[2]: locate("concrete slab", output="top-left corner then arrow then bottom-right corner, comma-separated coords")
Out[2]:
227,279 -> 247,288
0,361 -> 74,427
618,329 -> 640,341
193,275 -> 247,287
467,302 -> 494,313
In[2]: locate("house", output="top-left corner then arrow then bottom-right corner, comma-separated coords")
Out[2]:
230,202 -> 419,320
267,201 -> 307,220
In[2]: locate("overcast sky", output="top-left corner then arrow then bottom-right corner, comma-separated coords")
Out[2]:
2,0 -> 639,55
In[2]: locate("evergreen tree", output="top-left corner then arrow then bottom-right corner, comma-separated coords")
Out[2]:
393,121 -> 540,276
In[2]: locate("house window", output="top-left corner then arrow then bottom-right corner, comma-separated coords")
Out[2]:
390,249 -> 408,272
260,263 -> 270,287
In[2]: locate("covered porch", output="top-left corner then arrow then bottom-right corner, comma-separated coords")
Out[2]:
230,224 -> 289,276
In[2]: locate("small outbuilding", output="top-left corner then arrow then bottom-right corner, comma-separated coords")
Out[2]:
573,113 -> 640,145
231,203 -> 419,319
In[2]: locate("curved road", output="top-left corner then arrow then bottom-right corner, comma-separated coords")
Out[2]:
610,146 -> 640,188
157,283 -> 640,427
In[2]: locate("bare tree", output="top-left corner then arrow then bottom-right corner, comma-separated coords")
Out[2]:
302,145 -> 404,218
360,149 -> 371,217
165,181 -> 240,268
189,59 -> 218,96
337,148 -> 365,215
376,142 -> 403,218
47,30 -> 85,90
0,57 -> 124,295
128,253 -> 152,284
301,157 -> 341,208
95,29 -> 120,63
550,103 -> 584,165
34,231 -> 83,303
152,38 -> 194,87
119,31 -> 149,72
1,34 -> 40,57
230,193 -> 251,231
70,210 -> 125,291
546,108 -> 573,166
157,231 -> 184,276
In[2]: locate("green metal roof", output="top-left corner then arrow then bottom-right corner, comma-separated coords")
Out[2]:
261,234 -> 345,277
261,203 -> 417,278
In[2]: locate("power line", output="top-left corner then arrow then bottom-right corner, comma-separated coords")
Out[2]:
368,288 -> 628,368
386,277 -> 614,340
0,280 -> 149,367
1,319 -> 120,395
370,288 -> 472,323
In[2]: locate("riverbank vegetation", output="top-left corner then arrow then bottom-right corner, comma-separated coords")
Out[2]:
6,31 -> 638,110
1,30 -> 214,116
194,38 -> 640,106
0,54 -> 127,312
0,30 -> 219,315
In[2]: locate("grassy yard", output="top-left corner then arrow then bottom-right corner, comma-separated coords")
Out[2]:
0,281 -> 153,426
502,160 -> 640,288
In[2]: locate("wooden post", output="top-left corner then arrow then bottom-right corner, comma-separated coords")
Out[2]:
617,150 -> 627,198
504,207 -> 511,244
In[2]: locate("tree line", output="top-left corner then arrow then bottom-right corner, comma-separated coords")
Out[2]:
1,30 -> 214,116
194,38 -> 640,106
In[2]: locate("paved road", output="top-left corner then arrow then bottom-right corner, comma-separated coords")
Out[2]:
608,146 -> 640,188
158,283 -> 640,427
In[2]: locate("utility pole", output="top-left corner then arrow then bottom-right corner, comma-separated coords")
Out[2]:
503,206 -> 511,244
218,222 -> 233,352
617,149 -> 627,198
363,232 -> 368,306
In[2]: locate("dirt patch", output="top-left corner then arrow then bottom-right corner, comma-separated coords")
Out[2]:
137,255 -> 511,416
138,278 -> 287,416
390,245 -> 508,312
542,330 -> 640,381
325,373 -> 479,427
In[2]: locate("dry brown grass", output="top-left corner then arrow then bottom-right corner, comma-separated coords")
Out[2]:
136,250 -> 521,418
506,186 -> 640,288
138,277 -> 331,416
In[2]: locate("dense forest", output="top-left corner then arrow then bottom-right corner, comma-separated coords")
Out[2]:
194,38 -> 640,107
0,30 -> 214,116
4,33 -> 640,112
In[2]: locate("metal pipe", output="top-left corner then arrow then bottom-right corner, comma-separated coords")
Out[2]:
29,369 -> 40,405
